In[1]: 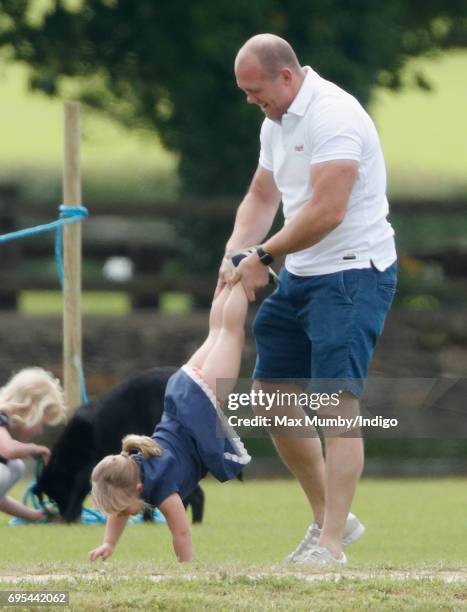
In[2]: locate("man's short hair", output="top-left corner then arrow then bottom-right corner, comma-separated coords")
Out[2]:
237,34 -> 302,79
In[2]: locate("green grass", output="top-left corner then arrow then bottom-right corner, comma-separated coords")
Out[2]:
1,478 -> 467,609
1,575 -> 465,611
0,58 -> 179,204
19,290 -> 131,316
18,290 -> 193,315
2,476 -> 466,568
159,292 -> 194,315
370,50 -> 467,199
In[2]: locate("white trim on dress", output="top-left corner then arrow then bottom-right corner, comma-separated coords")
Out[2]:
181,365 -> 251,466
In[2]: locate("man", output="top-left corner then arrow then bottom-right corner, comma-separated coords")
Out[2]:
218,34 -> 397,565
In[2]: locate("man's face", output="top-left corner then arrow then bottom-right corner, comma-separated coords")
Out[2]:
235,59 -> 293,121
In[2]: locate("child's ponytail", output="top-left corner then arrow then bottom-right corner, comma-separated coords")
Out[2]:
121,434 -> 162,459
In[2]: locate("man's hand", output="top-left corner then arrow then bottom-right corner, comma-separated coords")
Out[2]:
89,542 -> 114,561
214,254 -> 235,299
228,252 -> 269,302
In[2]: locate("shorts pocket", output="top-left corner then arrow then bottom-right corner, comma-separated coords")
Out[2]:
375,262 -> 397,294
337,270 -> 359,304
377,284 -> 397,308
376,277 -> 397,307
377,276 -> 397,295
378,282 -> 397,293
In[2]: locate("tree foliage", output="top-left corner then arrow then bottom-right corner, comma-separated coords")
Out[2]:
1,0 -> 466,197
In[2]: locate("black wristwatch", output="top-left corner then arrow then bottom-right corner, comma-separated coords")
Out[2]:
255,246 -> 274,266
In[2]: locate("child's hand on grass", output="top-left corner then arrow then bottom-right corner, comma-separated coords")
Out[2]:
89,542 -> 114,561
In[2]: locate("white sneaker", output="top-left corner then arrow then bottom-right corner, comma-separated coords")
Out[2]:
296,545 -> 347,566
342,512 -> 366,547
285,522 -> 321,563
285,513 -> 365,563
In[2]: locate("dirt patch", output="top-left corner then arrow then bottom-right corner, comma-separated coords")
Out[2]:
1,569 -> 467,584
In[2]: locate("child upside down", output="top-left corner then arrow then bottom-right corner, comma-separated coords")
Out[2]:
89,283 -> 251,562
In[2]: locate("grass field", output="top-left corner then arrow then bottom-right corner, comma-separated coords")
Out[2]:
0,58 -> 179,204
1,478 -> 466,609
1,50 -> 466,202
18,290 -> 192,316
371,50 -> 467,199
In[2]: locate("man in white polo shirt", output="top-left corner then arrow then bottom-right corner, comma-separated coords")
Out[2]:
218,33 -> 397,565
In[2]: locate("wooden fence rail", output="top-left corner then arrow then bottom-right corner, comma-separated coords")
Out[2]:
1,184 -> 467,310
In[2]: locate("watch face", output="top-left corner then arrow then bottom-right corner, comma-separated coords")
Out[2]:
256,247 -> 274,265
261,253 -> 274,265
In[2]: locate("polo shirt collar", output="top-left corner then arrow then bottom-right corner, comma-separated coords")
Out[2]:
285,66 -> 316,118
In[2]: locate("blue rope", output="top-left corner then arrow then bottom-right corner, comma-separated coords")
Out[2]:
0,205 -> 89,403
79,367 -> 88,404
54,206 -> 88,287
0,205 -> 88,245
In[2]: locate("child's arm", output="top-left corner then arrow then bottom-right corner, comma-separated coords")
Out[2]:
159,493 -> 193,562
0,427 -> 50,464
89,513 -> 129,561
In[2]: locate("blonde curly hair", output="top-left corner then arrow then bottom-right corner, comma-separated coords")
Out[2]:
0,367 -> 67,429
91,435 -> 163,516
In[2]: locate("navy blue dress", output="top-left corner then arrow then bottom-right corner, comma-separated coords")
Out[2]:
133,366 -> 251,508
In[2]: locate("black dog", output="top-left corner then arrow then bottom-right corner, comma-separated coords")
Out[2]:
34,366 -> 205,523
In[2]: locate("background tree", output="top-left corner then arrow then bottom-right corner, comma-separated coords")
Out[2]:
1,0 -> 466,196
1,0 -> 466,277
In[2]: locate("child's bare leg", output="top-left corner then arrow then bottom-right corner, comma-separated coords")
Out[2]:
187,286 -> 231,369
200,283 -> 248,402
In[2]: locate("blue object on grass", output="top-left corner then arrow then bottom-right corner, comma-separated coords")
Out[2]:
8,507 -> 166,526
8,515 -> 56,526
9,459 -> 166,526
128,509 -> 166,525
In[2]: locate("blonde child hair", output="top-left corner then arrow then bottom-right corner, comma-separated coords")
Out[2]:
0,367 -> 67,428
91,435 -> 163,515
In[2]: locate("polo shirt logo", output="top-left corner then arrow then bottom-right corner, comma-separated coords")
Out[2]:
294,144 -> 305,152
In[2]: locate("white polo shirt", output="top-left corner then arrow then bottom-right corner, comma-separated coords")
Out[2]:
259,66 -> 396,275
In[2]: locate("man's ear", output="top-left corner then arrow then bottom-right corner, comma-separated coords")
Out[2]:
281,67 -> 293,84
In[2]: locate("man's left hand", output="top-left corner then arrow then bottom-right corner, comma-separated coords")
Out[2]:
227,252 -> 269,301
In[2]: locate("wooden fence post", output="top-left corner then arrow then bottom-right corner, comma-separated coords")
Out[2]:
62,102 -> 83,411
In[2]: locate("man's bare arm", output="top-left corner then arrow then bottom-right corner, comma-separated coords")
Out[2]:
226,165 -> 281,252
214,165 -> 280,297
263,160 -> 358,256
228,160 -> 359,301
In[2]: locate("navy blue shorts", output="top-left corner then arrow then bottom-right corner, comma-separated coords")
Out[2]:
163,367 -> 251,482
252,262 -> 397,397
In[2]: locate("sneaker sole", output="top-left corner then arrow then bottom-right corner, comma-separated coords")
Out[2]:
343,522 -> 366,547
